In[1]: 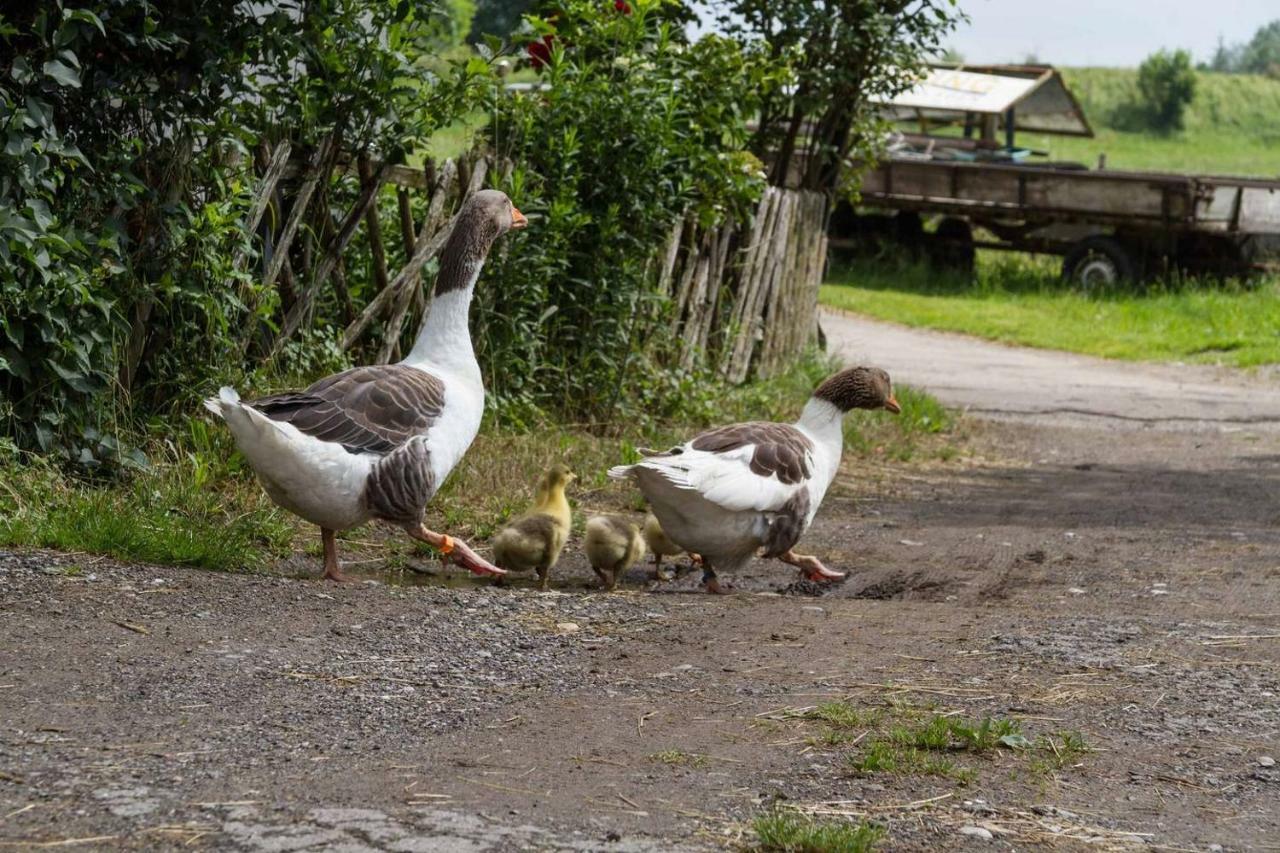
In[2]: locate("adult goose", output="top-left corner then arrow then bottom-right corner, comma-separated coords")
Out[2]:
205,189 -> 526,580
608,366 -> 899,593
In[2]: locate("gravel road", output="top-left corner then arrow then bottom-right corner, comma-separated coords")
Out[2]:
822,307 -> 1280,429
2,315 -> 1278,851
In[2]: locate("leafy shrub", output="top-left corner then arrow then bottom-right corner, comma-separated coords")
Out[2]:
1136,48 -> 1197,132
473,0 -> 770,424
0,1 -> 480,462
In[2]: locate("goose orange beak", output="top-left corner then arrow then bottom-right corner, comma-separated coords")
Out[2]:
510,206 -> 528,230
885,395 -> 901,414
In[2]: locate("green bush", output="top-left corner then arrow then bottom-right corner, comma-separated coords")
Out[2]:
473,0 -> 771,425
0,1 -> 481,463
1136,48 -> 1197,132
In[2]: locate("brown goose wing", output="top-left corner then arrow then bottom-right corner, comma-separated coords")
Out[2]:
249,364 -> 446,455
689,422 -> 813,485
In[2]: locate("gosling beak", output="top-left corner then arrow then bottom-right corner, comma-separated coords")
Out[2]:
510,206 -> 528,230
884,395 -> 901,414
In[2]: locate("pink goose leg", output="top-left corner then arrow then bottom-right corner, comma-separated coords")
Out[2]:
778,549 -> 846,583
408,525 -> 507,577
321,527 -> 350,582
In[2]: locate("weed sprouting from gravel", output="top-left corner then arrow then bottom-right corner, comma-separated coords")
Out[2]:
753,809 -> 883,853
649,749 -> 708,767
802,702 -> 882,729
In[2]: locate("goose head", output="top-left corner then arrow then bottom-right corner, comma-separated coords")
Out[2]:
435,189 -> 526,295
813,366 -> 900,414
459,189 -> 527,240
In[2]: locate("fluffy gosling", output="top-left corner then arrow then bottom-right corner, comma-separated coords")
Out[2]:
584,516 -> 646,591
643,512 -> 690,581
490,463 -> 575,588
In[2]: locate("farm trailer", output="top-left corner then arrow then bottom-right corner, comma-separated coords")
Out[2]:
830,64 -> 1280,284
833,159 -> 1280,284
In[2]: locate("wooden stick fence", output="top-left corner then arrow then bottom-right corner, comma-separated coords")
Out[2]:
244,147 -> 827,381
664,186 -> 829,382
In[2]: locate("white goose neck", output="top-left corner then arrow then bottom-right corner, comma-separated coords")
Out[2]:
403,261 -> 481,372
798,397 -> 845,448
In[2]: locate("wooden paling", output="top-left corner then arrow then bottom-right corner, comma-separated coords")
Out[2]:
251,142 -> 826,383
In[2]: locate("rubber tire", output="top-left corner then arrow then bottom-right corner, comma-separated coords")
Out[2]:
928,217 -> 975,274
1062,236 -> 1137,289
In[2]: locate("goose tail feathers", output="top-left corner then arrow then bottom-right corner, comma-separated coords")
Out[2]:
203,386 -> 241,418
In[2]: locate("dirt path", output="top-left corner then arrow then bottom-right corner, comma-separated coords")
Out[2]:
3,324 -> 1279,851
821,307 -> 1280,429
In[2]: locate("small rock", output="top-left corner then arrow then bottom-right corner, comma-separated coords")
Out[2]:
801,606 -> 824,613
1259,755 -> 1276,767
673,663 -> 696,672
555,622 -> 580,634
1068,587 -> 1086,595
959,825 -> 993,841
1208,844 -> 1224,852
898,539 -> 923,547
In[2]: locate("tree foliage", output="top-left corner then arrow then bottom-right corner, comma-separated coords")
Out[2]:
2,0 -> 967,464
710,0 -> 963,192
475,0 -> 769,424
1205,19 -> 1280,78
469,0 -> 534,41
1136,48 -> 1197,132
0,0 -> 483,462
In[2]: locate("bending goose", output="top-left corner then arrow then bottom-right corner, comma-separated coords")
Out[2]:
608,366 -> 899,594
205,189 -> 526,580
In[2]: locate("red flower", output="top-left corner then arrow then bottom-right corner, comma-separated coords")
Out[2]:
527,33 -> 555,69
614,0 -> 631,13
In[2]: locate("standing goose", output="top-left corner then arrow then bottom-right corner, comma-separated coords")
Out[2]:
205,189 -> 527,580
608,367 -> 899,594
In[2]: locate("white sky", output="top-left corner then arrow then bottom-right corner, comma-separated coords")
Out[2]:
949,0 -> 1277,67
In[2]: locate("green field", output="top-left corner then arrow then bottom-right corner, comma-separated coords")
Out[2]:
822,68 -> 1280,367
823,254 -> 1280,368
1021,68 -> 1280,177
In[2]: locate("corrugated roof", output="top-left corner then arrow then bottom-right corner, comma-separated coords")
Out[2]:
876,65 -> 1093,138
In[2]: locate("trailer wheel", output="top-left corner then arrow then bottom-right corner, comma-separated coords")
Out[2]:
1062,237 -> 1137,289
894,211 -> 924,259
928,217 -> 975,274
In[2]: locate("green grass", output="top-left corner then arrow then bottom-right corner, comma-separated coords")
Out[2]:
773,700 -> 1089,790
0,355 -> 961,571
1030,68 -> 1280,176
0,453 -> 294,572
848,715 -> 1034,785
753,810 -> 883,853
850,740 -> 975,783
823,254 -> 1280,368
648,749 -> 708,767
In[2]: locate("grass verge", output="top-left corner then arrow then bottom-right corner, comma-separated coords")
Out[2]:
1,354 -> 962,571
753,810 -> 883,853
773,700 -> 1089,788
823,254 -> 1280,368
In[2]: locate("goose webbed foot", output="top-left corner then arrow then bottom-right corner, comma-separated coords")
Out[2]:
702,564 -> 731,595
321,527 -> 351,583
409,525 -> 506,577
652,555 -> 675,582
779,549 -> 845,583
